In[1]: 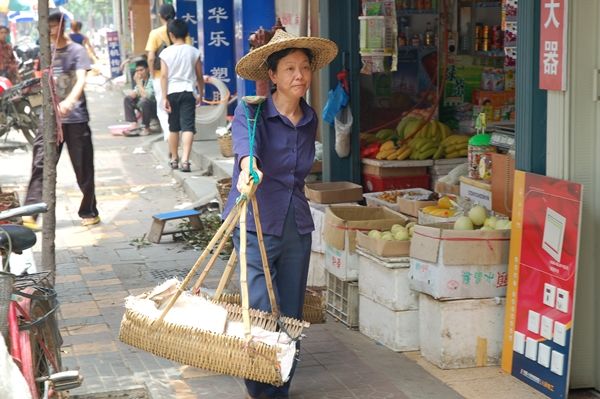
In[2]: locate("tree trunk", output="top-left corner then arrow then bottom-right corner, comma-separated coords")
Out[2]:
38,0 -> 57,284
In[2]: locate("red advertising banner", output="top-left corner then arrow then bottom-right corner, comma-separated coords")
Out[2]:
502,171 -> 583,399
539,0 -> 568,91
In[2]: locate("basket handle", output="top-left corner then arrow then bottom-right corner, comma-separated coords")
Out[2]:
154,200 -> 243,325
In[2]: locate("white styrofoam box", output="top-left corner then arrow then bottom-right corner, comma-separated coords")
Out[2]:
309,202 -> 326,254
409,257 -> 507,300
357,249 -> 417,311
419,293 -> 505,369
324,242 -> 360,282
359,294 -> 419,352
363,191 -> 402,212
307,251 -> 327,287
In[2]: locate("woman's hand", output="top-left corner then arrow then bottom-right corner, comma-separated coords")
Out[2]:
237,157 -> 263,193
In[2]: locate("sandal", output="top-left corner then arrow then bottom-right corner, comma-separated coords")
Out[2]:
169,159 -> 179,170
180,161 -> 191,172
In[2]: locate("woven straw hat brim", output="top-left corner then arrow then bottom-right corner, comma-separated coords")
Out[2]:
236,36 -> 338,81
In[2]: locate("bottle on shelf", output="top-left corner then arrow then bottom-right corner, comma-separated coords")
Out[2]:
424,22 -> 434,46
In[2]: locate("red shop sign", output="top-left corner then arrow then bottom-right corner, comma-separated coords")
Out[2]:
539,0 -> 568,91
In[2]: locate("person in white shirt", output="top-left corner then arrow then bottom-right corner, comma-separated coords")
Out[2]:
159,19 -> 203,173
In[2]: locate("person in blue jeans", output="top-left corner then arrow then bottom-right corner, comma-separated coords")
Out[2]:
222,29 -> 337,399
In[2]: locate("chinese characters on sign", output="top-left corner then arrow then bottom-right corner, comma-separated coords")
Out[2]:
202,0 -> 235,103
106,31 -> 122,78
539,0 -> 568,91
176,0 -> 199,48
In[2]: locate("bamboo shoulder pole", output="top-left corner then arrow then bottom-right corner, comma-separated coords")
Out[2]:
239,200 -> 252,342
251,197 -> 279,317
211,250 -> 238,300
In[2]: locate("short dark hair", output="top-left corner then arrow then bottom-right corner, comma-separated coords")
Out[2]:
167,19 -> 188,39
159,4 -> 175,21
48,9 -> 65,28
135,59 -> 149,69
71,21 -> 82,31
266,48 -> 314,72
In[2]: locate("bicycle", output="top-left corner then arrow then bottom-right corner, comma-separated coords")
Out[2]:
0,203 -> 82,398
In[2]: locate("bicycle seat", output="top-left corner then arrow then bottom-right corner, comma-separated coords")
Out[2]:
0,224 -> 37,253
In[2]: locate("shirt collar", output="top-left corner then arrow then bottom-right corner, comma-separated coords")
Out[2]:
264,95 -> 315,127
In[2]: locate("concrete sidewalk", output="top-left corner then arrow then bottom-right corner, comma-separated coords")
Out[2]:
0,83 -> 548,399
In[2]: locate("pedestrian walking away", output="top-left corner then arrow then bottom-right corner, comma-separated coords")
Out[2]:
145,4 -> 191,141
160,19 -> 203,173
23,9 -> 100,229
222,29 -> 338,399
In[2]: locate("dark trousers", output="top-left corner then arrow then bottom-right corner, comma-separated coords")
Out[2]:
232,203 -> 312,398
123,96 -> 157,128
25,123 -> 99,219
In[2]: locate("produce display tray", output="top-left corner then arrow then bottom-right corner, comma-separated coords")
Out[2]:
362,159 -> 434,168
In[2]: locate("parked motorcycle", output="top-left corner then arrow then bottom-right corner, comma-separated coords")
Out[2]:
0,77 -> 41,145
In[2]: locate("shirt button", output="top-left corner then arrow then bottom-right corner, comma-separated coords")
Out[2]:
290,169 -> 294,174
288,188 -> 292,193
292,148 -> 296,153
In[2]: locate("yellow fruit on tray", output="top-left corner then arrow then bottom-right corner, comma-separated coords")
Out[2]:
437,196 -> 452,209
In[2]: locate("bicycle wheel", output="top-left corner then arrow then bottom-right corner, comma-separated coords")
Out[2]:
28,288 -> 63,396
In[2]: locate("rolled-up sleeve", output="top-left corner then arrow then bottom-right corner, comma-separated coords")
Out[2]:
232,102 -> 261,170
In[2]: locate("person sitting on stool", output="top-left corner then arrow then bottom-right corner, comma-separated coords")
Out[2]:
123,59 -> 157,136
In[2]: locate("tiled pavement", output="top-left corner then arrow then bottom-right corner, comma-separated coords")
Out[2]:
0,81 -> 555,399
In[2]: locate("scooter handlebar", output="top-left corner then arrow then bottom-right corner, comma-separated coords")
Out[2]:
0,203 -> 48,221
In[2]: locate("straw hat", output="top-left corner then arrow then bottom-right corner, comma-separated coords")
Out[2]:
236,29 -> 338,81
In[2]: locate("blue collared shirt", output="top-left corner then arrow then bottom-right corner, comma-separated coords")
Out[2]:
223,95 -> 317,237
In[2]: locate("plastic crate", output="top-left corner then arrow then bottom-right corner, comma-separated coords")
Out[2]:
362,173 -> 430,193
326,271 -> 359,328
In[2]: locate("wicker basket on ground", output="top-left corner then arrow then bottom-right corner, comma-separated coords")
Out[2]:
216,178 -> 232,206
218,135 -> 234,158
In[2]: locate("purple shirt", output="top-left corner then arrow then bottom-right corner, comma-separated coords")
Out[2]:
52,43 -> 91,124
223,95 -> 317,237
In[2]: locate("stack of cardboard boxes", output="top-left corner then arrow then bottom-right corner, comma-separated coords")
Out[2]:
409,223 -> 510,368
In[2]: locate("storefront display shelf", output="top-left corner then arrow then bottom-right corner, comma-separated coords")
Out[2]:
362,158 -> 433,168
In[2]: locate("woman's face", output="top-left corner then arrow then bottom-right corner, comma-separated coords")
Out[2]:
268,50 -> 312,99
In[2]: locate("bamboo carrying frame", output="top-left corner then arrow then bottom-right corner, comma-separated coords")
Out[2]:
119,184 -> 309,386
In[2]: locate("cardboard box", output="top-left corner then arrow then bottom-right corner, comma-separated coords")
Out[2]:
307,251 -> 327,287
408,224 -> 510,299
396,188 -> 438,217
490,153 -> 515,218
362,164 -> 428,178
356,231 -> 410,258
323,206 -> 408,253
460,176 -> 492,210
359,295 -> 419,352
357,249 -> 417,311
305,181 -> 363,204
419,293 -> 505,369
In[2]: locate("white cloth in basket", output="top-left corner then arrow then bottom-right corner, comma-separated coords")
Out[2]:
124,279 -> 297,381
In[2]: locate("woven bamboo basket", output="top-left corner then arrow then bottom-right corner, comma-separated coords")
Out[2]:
216,286 -> 326,324
218,135 -> 234,158
119,182 -> 309,386
119,300 -> 306,385
216,177 -> 232,206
